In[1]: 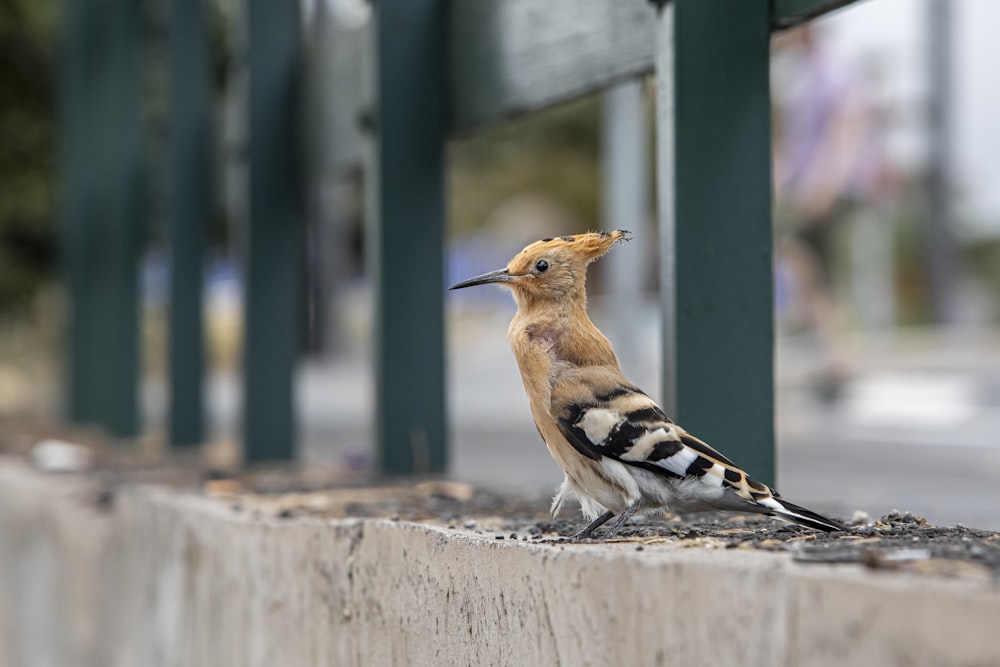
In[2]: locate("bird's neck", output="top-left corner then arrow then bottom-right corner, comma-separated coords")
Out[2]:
509,296 -> 618,369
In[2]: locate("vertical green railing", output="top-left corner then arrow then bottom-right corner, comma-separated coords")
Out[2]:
244,0 -> 303,462
60,0 -> 94,427
658,0 -> 775,485
369,0 -> 448,474
58,0 -> 859,474
62,0 -> 142,439
167,0 -> 210,448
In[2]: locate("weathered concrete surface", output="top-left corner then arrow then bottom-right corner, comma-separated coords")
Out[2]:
1,458 -> 999,667
0,460 -> 112,667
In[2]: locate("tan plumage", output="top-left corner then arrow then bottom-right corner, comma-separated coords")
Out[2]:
450,230 -> 843,538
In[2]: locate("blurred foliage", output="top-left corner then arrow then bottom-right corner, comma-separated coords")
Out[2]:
0,0 -> 232,317
0,0 -> 57,315
448,95 -> 602,236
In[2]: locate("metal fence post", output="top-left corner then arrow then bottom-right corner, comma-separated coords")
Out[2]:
925,0 -> 957,324
656,0 -> 775,484
62,0 -> 143,439
369,0 -> 448,475
61,0 -> 96,426
245,0 -> 303,461
168,0 -> 210,448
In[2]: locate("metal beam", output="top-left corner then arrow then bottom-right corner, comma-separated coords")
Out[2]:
245,0 -> 303,461
167,0 -> 210,448
772,0 -> 864,30
451,0 -> 656,130
309,0 -> 869,175
311,0 -> 659,171
368,0 -> 448,475
656,0 -> 775,485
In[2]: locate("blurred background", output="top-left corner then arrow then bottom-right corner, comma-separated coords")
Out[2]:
1,0 -> 999,528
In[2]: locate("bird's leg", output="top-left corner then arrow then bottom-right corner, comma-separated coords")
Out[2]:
605,500 -> 641,537
568,510 -> 614,540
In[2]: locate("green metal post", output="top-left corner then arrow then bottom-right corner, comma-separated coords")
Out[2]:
369,0 -> 448,475
656,0 -> 774,484
925,0 -> 957,324
61,0 -> 96,425
167,0 -> 209,448
97,0 -> 143,438
62,0 -> 143,438
245,0 -> 302,461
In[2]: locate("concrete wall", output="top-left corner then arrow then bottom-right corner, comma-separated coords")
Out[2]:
0,460 -> 112,667
1,458 -> 998,667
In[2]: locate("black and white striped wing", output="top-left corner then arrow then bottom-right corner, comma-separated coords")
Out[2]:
553,381 -> 844,531
556,392 -> 727,478
553,382 -> 770,497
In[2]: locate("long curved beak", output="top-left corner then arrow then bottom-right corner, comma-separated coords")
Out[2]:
448,268 -> 513,290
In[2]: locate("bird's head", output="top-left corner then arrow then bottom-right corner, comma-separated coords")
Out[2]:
449,230 -> 630,305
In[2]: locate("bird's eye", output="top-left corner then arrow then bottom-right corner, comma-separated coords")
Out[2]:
535,260 -> 549,273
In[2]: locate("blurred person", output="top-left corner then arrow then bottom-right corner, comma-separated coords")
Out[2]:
772,24 -> 897,399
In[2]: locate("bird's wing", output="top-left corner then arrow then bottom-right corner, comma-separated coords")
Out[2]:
550,368 -> 771,503
550,368 -> 844,531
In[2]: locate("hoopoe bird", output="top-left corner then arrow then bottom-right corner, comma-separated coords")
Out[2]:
450,230 -> 844,538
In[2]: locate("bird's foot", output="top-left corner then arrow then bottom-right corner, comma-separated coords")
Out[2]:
607,501 -> 640,536
563,510 -> 614,541
562,504 -> 641,542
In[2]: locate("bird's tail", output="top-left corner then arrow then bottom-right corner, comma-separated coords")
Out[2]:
760,497 -> 845,532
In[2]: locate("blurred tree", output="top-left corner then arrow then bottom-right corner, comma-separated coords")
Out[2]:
0,0 -> 56,315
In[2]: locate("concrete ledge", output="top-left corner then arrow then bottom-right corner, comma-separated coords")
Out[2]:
1,459 -> 998,667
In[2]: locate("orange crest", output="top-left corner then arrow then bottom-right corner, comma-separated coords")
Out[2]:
506,230 -> 631,277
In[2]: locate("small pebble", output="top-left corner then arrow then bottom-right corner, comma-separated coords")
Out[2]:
850,510 -> 873,526
448,524 -> 456,530
635,545 -> 644,552
31,439 -> 93,473
510,532 -> 518,539
464,520 -> 476,529
276,509 -> 293,519
495,535 -> 505,540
